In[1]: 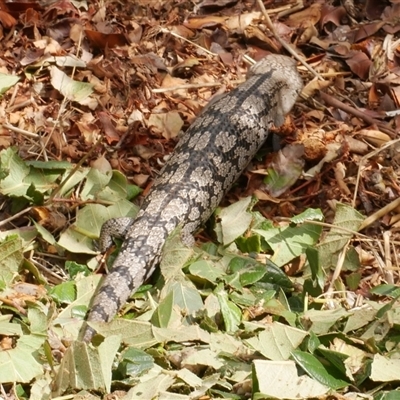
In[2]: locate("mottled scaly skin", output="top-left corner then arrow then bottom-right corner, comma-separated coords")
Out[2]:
81,54 -> 303,342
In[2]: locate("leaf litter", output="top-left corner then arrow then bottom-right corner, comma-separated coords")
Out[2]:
1,0 -> 400,399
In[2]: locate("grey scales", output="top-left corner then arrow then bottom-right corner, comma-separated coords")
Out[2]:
81,54 -> 303,342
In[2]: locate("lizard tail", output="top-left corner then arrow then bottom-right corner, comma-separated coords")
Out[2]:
82,223 -> 167,342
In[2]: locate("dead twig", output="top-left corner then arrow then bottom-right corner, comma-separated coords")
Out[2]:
353,138 -> 400,209
3,123 -> 40,139
359,197 -> 400,231
255,0 -> 323,80
160,28 -> 216,56
0,207 -> 32,228
277,0 -> 305,18
319,91 -> 396,137
152,80 -> 244,93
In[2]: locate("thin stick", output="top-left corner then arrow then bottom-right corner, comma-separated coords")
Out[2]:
255,0 -> 323,79
320,92 -> 395,137
3,123 -> 40,139
152,80 -> 244,93
359,197 -> 400,231
0,206 -> 32,228
160,28 -> 215,56
352,138 -> 400,208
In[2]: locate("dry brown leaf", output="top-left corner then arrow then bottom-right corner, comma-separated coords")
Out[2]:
298,21 -> 318,44
356,129 -> 391,147
131,53 -> 168,73
30,207 -> 67,231
198,0 -> 238,8
134,145 -> 158,160
172,58 -> 201,77
184,15 -> 226,30
132,173 -> 150,187
85,29 -> 128,49
301,78 -> 331,99
170,25 -> 196,39
225,12 -> 261,33
127,21 -> 143,44
390,86 -> 400,107
286,3 -> 321,27
345,137 -> 369,155
147,111 -> 184,140
365,0 -> 387,19
0,10 -> 16,28
320,5 -> 347,29
34,37 -> 63,54
352,21 -> 386,43
3,0 -> 41,15
91,155 -> 112,175
244,26 -> 280,53
98,111 -> 120,144
306,110 -> 325,121
345,51 -> 372,80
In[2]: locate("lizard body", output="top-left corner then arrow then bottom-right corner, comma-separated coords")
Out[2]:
82,54 -> 303,342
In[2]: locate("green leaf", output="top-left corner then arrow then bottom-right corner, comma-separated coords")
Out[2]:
0,72 -> 20,95
301,308 -> 349,335
291,350 -> 349,389
307,331 -> 321,353
52,275 -> 101,339
151,291 -> 176,328
227,256 -> 292,289
50,66 -> 94,104
152,324 -> 210,344
377,294 -> 400,319
160,227 -> 195,282
89,319 -> 156,349
306,246 -> 320,280
122,366 -> 175,399
290,208 -> 324,224
253,219 -> 322,267
216,196 -> 253,245
25,160 -> 72,170
370,284 -> 400,297
98,336 -> 121,392
80,167 -> 112,201
33,221 -> 56,245
343,306 -> 377,333
118,347 -> 154,378
0,234 -> 24,284
245,322 -> 308,360
375,391 -> 400,400
216,286 -> 241,333
370,354 -> 400,382
169,282 -> 204,314
262,260 -> 293,289
317,203 -> 364,270
65,261 -> 91,279
315,347 -> 349,377
53,337 -> 120,393
346,272 -> 362,291
253,359 -> 329,398
235,234 -> 262,253
0,148 -> 31,196
0,318 -> 23,336
0,335 -> 44,384
239,265 -> 268,286
50,281 -> 76,304
263,144 -> 305,197
58,168 -> 89,196
189,260 -> 224,283
58,201 -> 137,254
